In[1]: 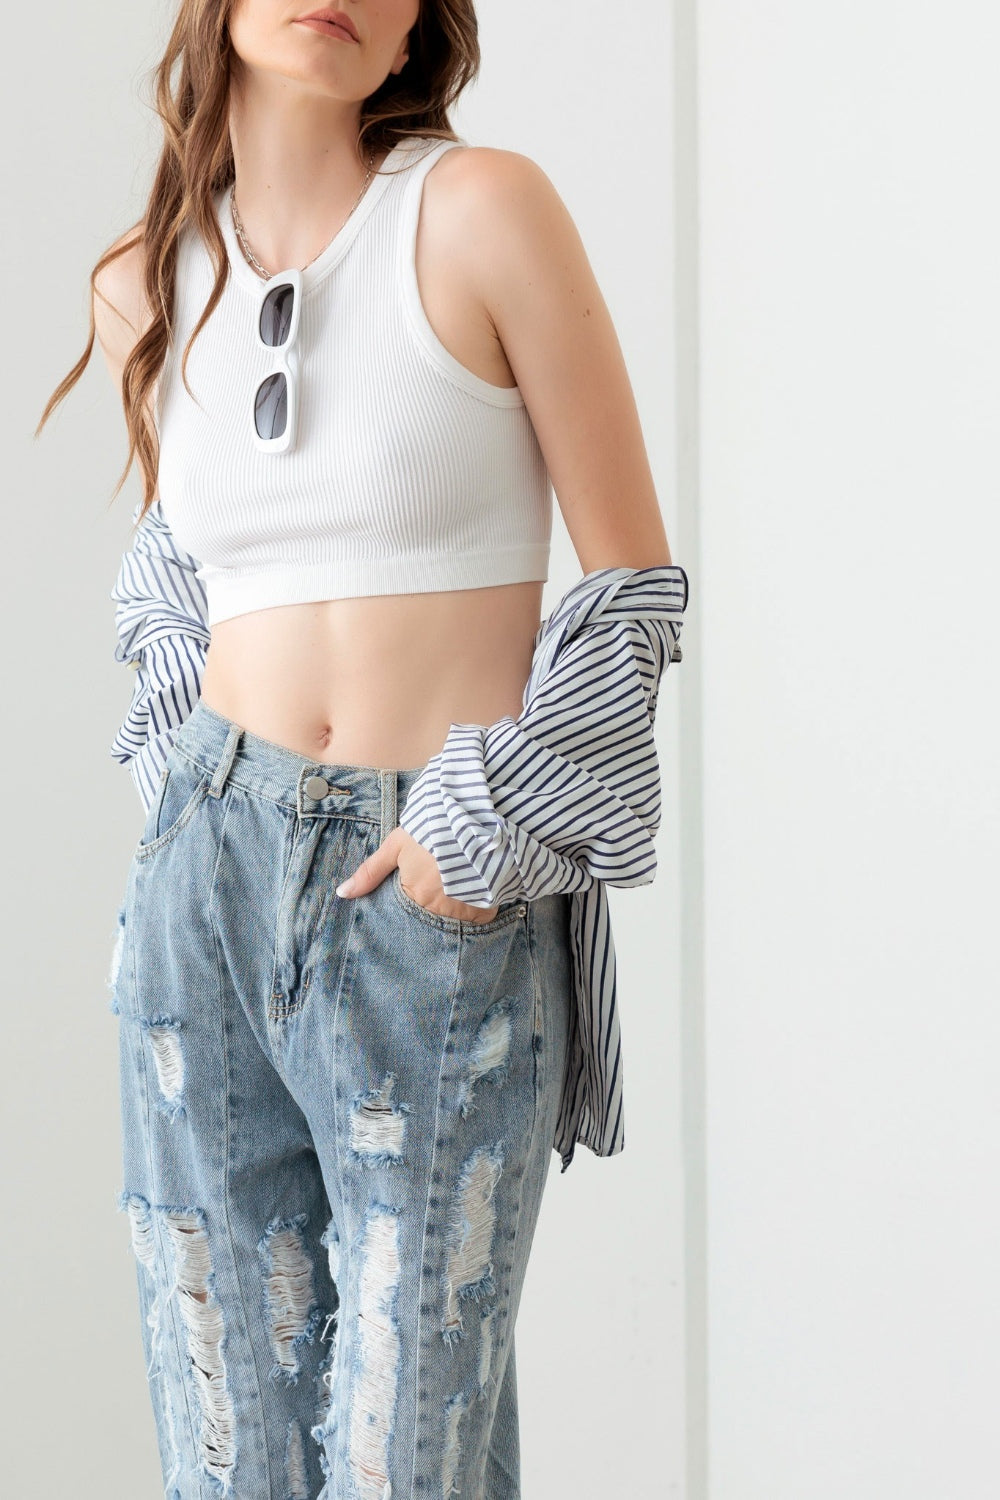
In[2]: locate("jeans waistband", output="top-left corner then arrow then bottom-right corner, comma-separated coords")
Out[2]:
170,699 -> 430,839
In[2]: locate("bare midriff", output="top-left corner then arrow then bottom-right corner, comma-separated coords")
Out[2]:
198,579 -> 544,771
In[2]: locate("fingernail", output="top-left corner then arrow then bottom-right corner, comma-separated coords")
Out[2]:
336,880 -> 353,898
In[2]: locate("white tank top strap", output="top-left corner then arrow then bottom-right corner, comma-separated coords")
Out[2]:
394,137 -> 526,409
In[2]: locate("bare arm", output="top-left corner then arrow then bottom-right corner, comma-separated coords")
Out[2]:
437,147 -> 673,575
92,228 -> 151,395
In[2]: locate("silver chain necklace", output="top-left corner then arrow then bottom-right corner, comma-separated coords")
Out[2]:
230,148 -> 377,280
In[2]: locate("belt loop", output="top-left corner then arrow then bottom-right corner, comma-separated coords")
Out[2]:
379,768 -> 398,843
208,724 -> 242,799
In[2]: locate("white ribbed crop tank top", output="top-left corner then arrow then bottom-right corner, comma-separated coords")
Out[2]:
154,135 -> 552,627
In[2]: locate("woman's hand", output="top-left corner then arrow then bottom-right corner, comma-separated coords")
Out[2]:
336,826 -> 501,924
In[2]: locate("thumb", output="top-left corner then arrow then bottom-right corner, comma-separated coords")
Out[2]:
336,831 -> 399,898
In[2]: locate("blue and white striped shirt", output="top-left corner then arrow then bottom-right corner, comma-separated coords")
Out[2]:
110,499 -> 211,810
110,497 -> 688,1169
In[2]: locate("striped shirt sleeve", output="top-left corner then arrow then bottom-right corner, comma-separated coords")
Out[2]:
109,498 -> 210,812
397,563 -> 690,1169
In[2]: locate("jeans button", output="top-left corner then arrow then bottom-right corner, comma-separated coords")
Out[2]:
304,775 -> 329,799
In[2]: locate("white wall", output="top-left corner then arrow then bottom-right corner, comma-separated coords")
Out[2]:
697,3 -> 1000,1495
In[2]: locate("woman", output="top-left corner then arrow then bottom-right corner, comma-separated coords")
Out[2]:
39,1 -> 687,1495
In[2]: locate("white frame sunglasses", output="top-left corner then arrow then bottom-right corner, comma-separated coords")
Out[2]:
252,267 -> 302,454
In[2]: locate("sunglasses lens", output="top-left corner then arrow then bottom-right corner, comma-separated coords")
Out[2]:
255,371 -> 287,440
259,282 -> 295,347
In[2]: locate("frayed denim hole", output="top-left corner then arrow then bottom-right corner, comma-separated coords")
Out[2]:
443,1390 -> 471,1498
457,1001 -> 513,1117
441,1144 -> 504,1346
107,902 -> 127,1012
285,1418 -> 310,1500
349,1205 -> 401,1500
119,1193 -> 184,1492
349,1075 -> 409,1167
258,1213 -> 321,1384
160,1208 -> 237,1491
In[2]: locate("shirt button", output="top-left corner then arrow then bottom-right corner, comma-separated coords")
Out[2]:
304,774 -> 329,799
128,658 -> 141,671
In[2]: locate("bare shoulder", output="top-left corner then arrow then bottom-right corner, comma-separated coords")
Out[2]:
425,143 -> 563,223
93,223 -> 150,390
423,144 -> 580,291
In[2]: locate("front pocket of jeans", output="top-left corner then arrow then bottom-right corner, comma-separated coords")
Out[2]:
135,761 -> 211,860
390,867 -> 524,936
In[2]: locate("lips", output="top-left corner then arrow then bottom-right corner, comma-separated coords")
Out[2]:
296,9 -> 360,43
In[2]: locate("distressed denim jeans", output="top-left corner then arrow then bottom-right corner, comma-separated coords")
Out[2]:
108,699 -> 573,1500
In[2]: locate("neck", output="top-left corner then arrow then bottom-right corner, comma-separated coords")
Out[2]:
227,74 -> 381,272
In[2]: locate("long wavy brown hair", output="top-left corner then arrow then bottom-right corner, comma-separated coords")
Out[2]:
36,0 -> 479,530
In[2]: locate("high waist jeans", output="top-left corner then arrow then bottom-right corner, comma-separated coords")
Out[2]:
108,699 -> 573,1500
